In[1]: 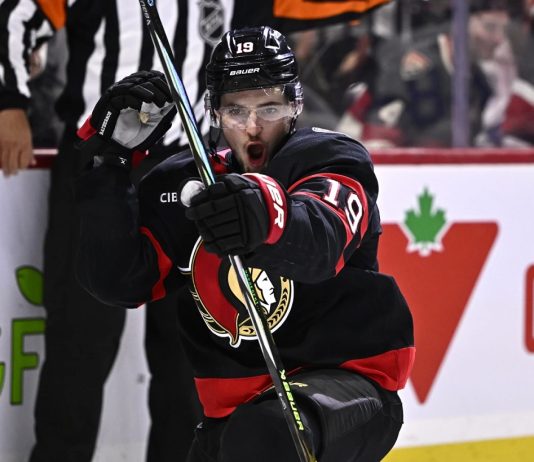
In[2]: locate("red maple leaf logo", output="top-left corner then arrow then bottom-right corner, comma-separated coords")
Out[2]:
378,189 -> 498,403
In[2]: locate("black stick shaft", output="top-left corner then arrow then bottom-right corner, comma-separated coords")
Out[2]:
137,2 -> 316,461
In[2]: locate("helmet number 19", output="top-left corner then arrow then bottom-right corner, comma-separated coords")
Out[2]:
236,42 -> 254,54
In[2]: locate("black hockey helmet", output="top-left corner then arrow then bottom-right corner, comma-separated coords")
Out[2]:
205,26 -> 303,117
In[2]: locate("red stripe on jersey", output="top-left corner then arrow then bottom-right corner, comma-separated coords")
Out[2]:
291,190 -> 352,274
77,117 -> 96,140
288,173 -> 369,238
195,374 -> 272,418
140,226 -> 172,300
340,346 -> 416,391
195,347 -> 414,417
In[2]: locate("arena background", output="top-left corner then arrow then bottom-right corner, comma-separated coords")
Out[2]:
1,1 -> 534,460
2,148 -> 533,461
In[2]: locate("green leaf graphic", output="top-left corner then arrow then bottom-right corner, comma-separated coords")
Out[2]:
16,266 -> 44,306
404,188 -> 446,252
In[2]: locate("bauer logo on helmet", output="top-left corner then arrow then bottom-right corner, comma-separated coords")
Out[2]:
229,68 -> 260,76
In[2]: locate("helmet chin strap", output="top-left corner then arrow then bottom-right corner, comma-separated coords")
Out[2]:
289,99 -> 303,134
288,117 -> 297,135
289,115 -> 299,134
208,126 -> 222,159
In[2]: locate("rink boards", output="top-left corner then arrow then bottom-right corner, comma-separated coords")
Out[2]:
1,149 -> 533,461
373,151 -> 534,460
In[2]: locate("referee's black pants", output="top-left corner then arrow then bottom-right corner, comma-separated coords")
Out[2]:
29,129 -> 201,462
187,369 -> 403,462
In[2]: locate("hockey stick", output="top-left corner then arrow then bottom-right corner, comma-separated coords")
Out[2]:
137,2 -> 316,461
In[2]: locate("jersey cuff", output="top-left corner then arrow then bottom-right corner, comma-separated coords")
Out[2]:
0,92 -> 30,111
244,173 -> 287,245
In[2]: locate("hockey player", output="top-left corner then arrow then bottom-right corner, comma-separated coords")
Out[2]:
75,26 -> 415,461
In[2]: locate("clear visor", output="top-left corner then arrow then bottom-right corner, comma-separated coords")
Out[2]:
215,102 -> 299,129
207,85 -> 303,129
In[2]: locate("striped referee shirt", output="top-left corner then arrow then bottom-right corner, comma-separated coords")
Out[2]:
0,0 -> 387,146
0,0 -> 240,147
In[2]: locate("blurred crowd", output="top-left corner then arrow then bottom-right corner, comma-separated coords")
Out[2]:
28,0 -> 534,150
290,0 -> 534,148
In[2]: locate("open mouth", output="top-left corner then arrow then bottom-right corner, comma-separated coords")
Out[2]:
246,142 -> 267,168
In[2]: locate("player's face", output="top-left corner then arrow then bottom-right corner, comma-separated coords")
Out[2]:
218,87 -> 295,173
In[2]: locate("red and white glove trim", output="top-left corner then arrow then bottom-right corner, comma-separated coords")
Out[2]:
244,173 -> 288,245
77,116 -> 148,169
77,116 -> 97,140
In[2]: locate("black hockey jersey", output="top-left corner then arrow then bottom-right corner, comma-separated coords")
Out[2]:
76,127 -> 415,418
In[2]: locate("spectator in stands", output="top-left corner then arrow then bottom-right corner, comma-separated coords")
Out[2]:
336,0 -> 516,148
501,0 -> 534,145
294,24 -> 376,117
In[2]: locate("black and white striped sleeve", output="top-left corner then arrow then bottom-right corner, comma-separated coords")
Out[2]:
0,0 -> 58,110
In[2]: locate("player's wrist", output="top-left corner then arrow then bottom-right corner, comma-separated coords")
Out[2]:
244,173 -> 288,245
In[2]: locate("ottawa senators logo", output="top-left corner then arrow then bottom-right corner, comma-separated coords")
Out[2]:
188,239 -> 294,348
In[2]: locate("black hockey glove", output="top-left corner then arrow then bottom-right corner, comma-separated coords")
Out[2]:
77,70 -> 176,170
182,173 -> 288,257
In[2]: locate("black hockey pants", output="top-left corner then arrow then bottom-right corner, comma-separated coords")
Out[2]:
187,369 -> 403,462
